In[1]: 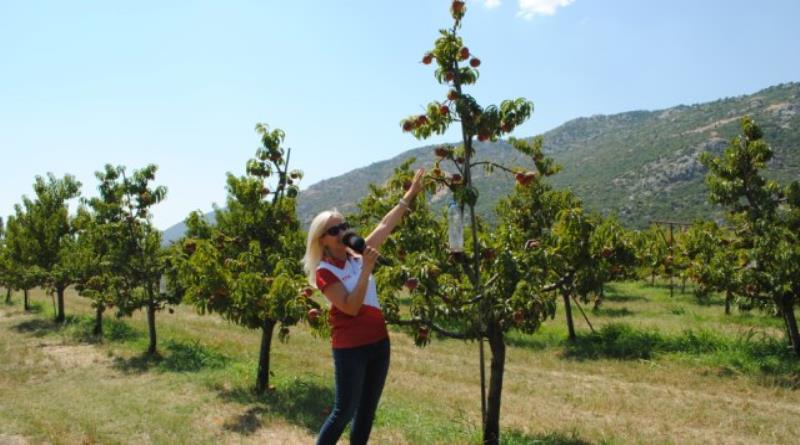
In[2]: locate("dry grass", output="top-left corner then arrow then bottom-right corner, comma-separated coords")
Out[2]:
2,283 -> 800,444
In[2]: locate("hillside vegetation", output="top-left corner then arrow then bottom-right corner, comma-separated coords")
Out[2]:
292,82 -> 799,228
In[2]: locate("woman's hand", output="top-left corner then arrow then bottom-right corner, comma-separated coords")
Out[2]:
361,246 -> 380,273
405,168 -> 426,199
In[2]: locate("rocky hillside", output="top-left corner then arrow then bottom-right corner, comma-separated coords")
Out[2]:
164,82 -> 799,243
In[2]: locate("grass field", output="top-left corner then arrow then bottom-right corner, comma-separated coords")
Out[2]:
2,281 -> 799,444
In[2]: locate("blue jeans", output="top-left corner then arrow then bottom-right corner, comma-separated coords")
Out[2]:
316,337 -> 391,445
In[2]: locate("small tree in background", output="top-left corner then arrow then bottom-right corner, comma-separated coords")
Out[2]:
637,225 -> 670,287
173,124 -> 310,393
71,166 -> 137,337
681,221 -> 740,314
91,164 -> 173,354
1,213 -> 40,311
0,217 -> 11,303
15,174 -> 81,322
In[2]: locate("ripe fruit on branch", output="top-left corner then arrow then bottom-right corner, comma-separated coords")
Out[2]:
444,71 -> 456,82
403,180 -> 413,191
469,57 -> 481,68
434,146 -> 450,158
301,287 -> 314,298
601,248 -> 613,258
458,47 -> 470,60
184,240 -> 197,255
404,277 -> 419,291
452,1 -> 465,13
422,53 -> 433,65
455,156 -> 465,164
431,167 -> 443,177
525,239 -> 540,250
439,105 -> 450,115
449,250 -> 466,263
515,171 -> 537,186
402,120 -> 414,132
451,173 -> 463,184
418,326 -> 430,340
416,115 -> 428,125
482,248 -> 496,261
477,133 -> 489,142
447,90 -> 459,101
513,310 -> 524,325
307,308 -> 320,322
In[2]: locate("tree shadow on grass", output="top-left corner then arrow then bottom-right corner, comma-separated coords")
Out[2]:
501,429 -> 598,445
111,339 -> 227,374
58,316 -> 142,345
562,323 -> 800,388
11,314 -> 81,337
26,302 -> 45,314
217,376 -> 333,435
591,307 -> 633,318
600,293 -> 647,303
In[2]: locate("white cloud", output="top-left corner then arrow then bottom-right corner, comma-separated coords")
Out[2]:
483,0 -> 502,8
517,0 -> 575,20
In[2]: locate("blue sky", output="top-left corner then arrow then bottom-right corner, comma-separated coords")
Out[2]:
1,0 -> 798,230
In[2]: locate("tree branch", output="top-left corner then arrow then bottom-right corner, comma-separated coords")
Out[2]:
469,161 -> 517,175
391,317 -> 469,339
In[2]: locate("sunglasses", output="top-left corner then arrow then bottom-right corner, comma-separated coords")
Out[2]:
323,222 -> 349,237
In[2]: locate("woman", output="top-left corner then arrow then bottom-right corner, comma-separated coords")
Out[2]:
303,168 -> 425,445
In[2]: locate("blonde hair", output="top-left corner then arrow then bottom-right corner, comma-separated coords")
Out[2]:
302,210 -> 343,285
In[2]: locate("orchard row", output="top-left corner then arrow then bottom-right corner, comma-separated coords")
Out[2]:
1,2 -> 797,443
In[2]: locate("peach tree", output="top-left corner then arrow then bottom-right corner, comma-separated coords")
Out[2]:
13,174 -> 81,323
69,165 -> 164,338
680,221 -> 740,314
700,117 -> 800,354
171,124 -> 312,393
0,213 -> 40,311
354,2 -> 633,442
81,164 -> 173,354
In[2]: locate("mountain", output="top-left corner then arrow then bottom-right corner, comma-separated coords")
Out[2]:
163,82 -> 800,243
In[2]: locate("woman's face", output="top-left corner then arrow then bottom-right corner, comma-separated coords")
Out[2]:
319,215 -> 348,253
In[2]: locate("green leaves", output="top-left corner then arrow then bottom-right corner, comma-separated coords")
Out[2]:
172,124 -> 309,333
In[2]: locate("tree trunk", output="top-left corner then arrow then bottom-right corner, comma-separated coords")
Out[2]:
781,299 -> 800,356
650,270 -> 655,286
681,276 -> 687,294
4,288 -> 10,304
483,327 -> 506,445
255,318 -> 277,393
55,286 -> 65,323
146,300 -> 158,355
94,305 -> 104,337
562,291 -> 576,341
24,289 -> 29,311
724,291 -> 732,315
